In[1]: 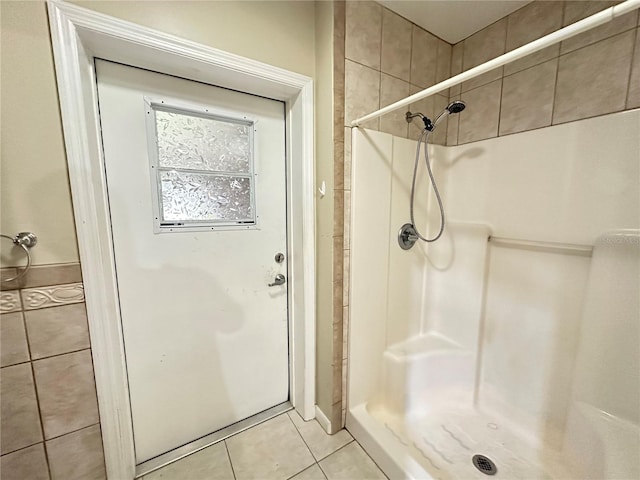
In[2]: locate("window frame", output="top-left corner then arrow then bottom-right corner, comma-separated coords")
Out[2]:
144,97 -> 259,233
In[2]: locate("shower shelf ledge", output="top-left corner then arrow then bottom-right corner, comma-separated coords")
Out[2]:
385,333 -> 466,358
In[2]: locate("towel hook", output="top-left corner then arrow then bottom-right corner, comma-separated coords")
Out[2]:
1,232 -> 38,283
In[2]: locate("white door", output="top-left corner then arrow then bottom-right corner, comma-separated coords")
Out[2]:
95,60 -> 289,463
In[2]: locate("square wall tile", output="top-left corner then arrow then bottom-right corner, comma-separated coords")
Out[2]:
432,94 -> 449,146
0,443 -> 49,480
461,18 -> 507,92
226,413 -> 314,480
1,312 -> 30,366
1,269 -> 20,291
458,80 -> 502,144
561,1 -> 638,54
554,30 -> 635,124
345,1 -> 382,69
627,28 -> 640,109
19,263 -> 83,289
33,349 -> 99,439
379,73 -> 410,138
25,303 -> 90,359
345,60 -> 380,130
381,9 -> 411,81
504,1 -> 563,75
1,363 -> 43,454
342,305 -> 349,360
410,25 -> 439,88
500,59 -> 558,136
343,250 -> 350,307
344,127 -> 352,191
450,42 -> 464,96
46,424 -> 105,480
446,105 -> 459,146
435,40 -> 452,86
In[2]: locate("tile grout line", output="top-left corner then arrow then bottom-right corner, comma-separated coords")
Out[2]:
286,412 -> 319,462
223,440 -> 237,480
30,347 -> 92,364
44,422 -> 101,444
285,462 -> 324,480
22,304 -> 53,479
349,438 -> 390,480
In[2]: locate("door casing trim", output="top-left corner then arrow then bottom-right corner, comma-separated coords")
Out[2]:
47,2 -> 315,478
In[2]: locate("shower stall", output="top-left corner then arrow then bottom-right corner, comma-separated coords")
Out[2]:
346,108 -> 639,479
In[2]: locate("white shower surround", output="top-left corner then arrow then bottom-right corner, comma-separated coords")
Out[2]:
346,109 -> 640,479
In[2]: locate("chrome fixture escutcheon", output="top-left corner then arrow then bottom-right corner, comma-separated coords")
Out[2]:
398,223 -> 419,250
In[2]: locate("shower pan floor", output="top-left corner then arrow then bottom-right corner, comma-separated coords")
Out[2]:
367,404 -> 574,480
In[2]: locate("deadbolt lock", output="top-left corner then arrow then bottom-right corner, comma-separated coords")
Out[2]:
274,252 -> 285,264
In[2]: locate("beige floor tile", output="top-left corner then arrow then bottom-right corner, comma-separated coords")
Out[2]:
288,411 -> 353,461
290,464 -> 327,480
226,413 -> 314,480
318,442 -> 386,480
144,442 -> 234,480
0,443 -> 49,480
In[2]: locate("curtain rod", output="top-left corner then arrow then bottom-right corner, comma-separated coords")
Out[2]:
351,0 -> 640,127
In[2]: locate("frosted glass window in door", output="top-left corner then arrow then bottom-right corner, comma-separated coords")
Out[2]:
160,171 -> 252,222
149,104 -> 256,228
156,110 -> 251,173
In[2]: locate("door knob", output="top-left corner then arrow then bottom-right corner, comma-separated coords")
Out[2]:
268,274 -> 286,287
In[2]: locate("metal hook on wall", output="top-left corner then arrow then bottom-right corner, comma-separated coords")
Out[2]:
1,232 -> 38,283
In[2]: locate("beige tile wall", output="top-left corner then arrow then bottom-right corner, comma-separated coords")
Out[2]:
0,264 -> 106,480
448,1 -> 640,145
336,0 -> 453,427
343,1 -> 452,141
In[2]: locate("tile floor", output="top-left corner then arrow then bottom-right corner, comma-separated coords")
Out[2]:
142,411 -> 387,480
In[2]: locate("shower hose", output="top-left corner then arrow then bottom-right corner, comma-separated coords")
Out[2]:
410,128 -> 446,242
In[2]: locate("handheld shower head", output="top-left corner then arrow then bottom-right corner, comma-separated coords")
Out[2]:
446,101 -> 466,114
407,101 -> 467,132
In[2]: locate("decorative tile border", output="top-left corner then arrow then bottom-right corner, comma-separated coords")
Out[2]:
0,290 -> 22,313
21,283 -> 84,311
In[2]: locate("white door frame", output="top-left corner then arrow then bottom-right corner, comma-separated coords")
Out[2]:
47,2 -> 315,479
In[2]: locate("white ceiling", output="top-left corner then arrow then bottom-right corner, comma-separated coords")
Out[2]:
379,0 -> 532,44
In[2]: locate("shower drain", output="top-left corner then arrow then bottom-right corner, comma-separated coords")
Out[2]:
472,454 -> 498,476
